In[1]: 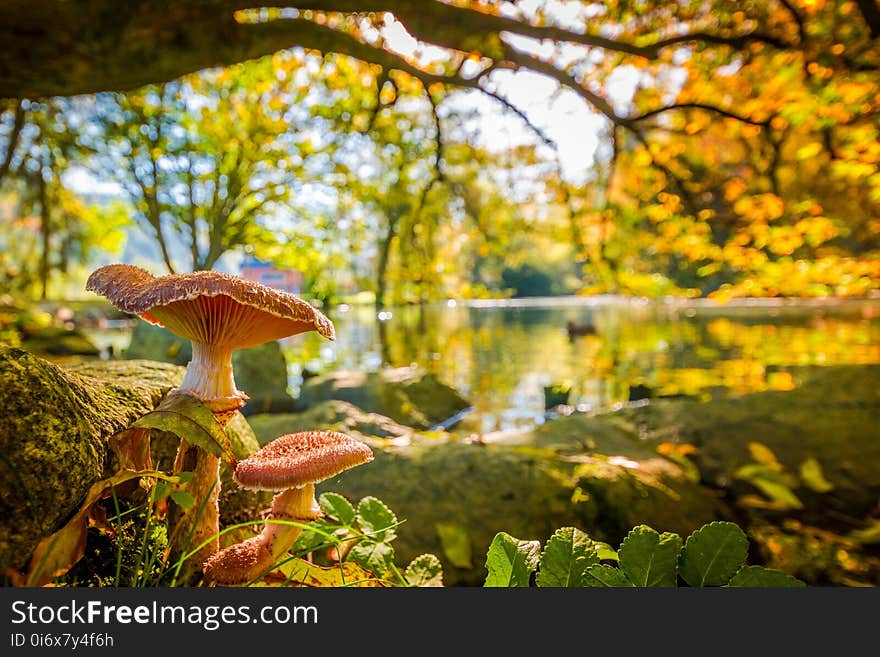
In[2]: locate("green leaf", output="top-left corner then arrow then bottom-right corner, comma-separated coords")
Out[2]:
348,540 -> 395,577
583,564 -> 634,587
679,522 -> 749,587
291,519 -> 336,554
536,526 -> 599,587
319,492 -> 356,525
169,490 -> 194,510
595,541 -> 619,562
153,481 -> 173,501
131,394 -> 235,464
727,565 -> 805,587
355,496 -> 397,543
484,532 -> 540,587
435,522 -> 473,569
799,457 -> 834,493
405,554 -> 444,587
618,525 -> 682,587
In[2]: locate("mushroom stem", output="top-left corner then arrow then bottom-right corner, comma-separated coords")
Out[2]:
170,441 -> 222,578
176,341 -> 242,402
263,484 -> 322,562
202,484 -> 322,585
168,343 -> 247,583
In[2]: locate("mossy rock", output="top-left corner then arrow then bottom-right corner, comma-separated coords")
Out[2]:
123,321 -> 296,415
21,326 -> 100,357
248,400 -> 413,446
0,347 -> 183,569
612,364 -> 880,517
296,366 -> 471,429
321,439 -> 726,586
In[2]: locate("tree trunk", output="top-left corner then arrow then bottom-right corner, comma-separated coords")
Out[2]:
37,165 -> 51,301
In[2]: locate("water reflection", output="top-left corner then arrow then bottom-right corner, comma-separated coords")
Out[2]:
277,296 -> 880,433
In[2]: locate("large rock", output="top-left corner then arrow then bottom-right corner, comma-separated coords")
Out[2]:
244,397 -> 726,585
323,439 -> 726,586
296,366 -> 471,429
612,365 -> 880,517
248,400 -> 414,446
0,347 -> 182,569
0,348 -> 266,571
22,327 -> 100,357
124,321 -> 296,414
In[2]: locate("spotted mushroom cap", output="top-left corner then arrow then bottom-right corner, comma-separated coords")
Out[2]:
85,264 -> 334,348
234,431 -> 373,491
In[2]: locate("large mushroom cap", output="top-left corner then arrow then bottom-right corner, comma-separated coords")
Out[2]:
86,264 -> 334,348
234,430 -> 373,491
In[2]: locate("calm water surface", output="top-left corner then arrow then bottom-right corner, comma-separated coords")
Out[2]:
267,296 -> 880,433
90,296 -> 880,433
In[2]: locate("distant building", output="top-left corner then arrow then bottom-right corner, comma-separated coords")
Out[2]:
240,255 -> 303,295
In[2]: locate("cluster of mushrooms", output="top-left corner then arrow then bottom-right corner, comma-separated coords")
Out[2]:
86,264 -> 373,585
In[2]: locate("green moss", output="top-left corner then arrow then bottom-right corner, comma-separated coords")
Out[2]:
0,347 -> 183,570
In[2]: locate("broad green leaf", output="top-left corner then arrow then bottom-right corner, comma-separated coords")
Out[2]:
435,522 -> 473,569
536,526 -> 599,587
348,540 -> 395,577
679,522 -> 749,587
405,554 -> 444,587
169,490 -> 194,510
583,564 -> 634,587
267,558 -> 384,587
618,525 -> 682,587
356,496 -> 397,543
727,565 -> 805,588
799,457 -> 834,493
484,532 -> 540,587
319,492 -> 356,525
131,394 -> 235,464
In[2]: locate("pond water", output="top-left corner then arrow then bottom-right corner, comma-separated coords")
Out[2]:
87,295 -> 880,433
272,295 -> 880,433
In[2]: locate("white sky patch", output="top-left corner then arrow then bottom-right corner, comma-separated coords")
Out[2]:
62,167 -> 123,196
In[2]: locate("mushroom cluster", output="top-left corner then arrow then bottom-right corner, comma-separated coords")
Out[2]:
85,264 -> 370,582
204,430 -> 373,585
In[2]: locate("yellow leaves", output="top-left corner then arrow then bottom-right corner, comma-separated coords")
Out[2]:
261,558 -> 385,587
733,194 -> 785,222
796,142 -> 823,160
633,150 -> 653,167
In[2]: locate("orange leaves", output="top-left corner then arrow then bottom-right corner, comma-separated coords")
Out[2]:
733,194 -> 785,223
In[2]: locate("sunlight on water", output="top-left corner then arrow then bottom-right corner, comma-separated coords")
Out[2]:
278,296 -> 880,432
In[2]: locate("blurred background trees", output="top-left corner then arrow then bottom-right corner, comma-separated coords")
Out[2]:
1,1 -> 878,304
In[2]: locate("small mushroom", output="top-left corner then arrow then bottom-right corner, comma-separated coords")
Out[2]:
203,430 -> 373,585
85,264 -> 335,575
